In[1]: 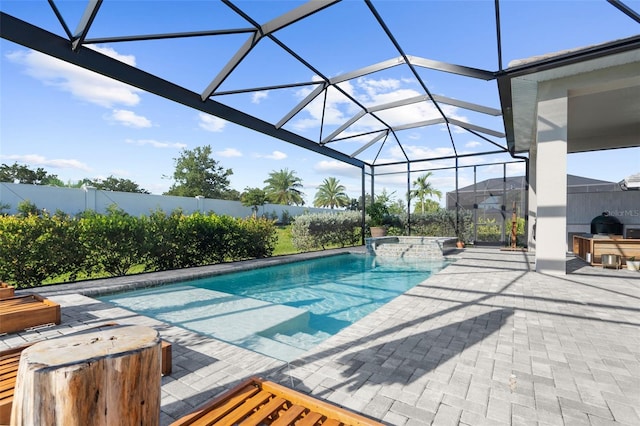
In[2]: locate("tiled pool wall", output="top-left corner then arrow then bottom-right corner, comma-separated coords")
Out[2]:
365,236 -> 458,258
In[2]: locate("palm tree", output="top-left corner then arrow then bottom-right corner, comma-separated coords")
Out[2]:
264,169 -> 305,206
409,172 -> 442,214
313,177 -> 349,209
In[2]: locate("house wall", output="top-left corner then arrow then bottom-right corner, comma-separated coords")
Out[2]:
567,190 -> 640,238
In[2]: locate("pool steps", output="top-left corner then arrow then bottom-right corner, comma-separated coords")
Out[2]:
103,285 -> 323,362
98,255 -> 442,362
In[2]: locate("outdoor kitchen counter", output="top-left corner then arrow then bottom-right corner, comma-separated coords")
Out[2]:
573,235 -> 640,266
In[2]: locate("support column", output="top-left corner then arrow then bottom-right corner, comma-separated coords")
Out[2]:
361,167 -> 366,245
527,149 -> 538,252
534,88 -> 568,275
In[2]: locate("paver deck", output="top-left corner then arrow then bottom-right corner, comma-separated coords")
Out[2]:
2,247 -> 638,425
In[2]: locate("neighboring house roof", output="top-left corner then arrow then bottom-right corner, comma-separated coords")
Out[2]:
453,174 -> 616,194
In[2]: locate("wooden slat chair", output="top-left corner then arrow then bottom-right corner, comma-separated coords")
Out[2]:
0,345 -> 26,424
0,294 -> 60,334
0,323 -> 172,424
171,377 -> 384,426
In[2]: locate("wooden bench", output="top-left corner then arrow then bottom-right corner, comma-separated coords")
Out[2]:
0,324 -> 173,424
170,376 -> 383,426
0,294 -> 60,334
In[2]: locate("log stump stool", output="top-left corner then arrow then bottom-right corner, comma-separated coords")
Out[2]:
11,325 -> 161,426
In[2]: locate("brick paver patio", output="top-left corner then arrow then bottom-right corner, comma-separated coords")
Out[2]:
2,247 -> 638,425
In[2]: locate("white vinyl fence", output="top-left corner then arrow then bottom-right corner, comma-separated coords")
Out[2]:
0,183 -> 331,219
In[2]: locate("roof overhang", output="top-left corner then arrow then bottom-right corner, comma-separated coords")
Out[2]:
498,35 -> 640,155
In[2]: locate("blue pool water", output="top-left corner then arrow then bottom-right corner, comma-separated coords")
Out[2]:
100,254 -> 449,361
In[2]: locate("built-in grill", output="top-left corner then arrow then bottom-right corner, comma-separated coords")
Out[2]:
591,212 -> 623,235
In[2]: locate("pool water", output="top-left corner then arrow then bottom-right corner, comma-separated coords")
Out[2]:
100,254 -> 449,361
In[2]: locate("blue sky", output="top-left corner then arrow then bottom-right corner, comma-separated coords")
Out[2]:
1,1 -> 638,205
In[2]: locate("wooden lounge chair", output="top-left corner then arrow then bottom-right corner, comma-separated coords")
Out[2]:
0,323 -> 172,424
0,345 -> 25,424
170,376 -> 384,426
0,294 -> 61,334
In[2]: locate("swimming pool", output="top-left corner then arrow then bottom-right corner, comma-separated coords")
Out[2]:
100,254 -> 450,361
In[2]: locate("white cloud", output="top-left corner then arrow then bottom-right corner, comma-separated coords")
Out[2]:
89,45 -> 136,66
289,76 -> 468,140
110,110 -> 152,128
1,154 -> 91,171
6,48 -> 142,108
313,160 -> 361,178
268,151 -> 287,160
465,141 -> 482,148
252,91 -> 268,104
216,148 -> 242,158
125,139 -> 187,149
254,151 -> 287,160
198,113 -> 227,132
357,76 -> 401,100
388,145 -> 455,162
291,81 -> 358,131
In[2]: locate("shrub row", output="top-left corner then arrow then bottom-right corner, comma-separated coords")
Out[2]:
0,207 -> 277,288
402,210 -> 474,241
291,211 -> 362,251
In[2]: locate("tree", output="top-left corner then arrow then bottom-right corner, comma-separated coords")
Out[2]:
165,145 -> 234,199
89,176 -> 150,194
388,198 -> 407,215
0,162 -> 61,185
375,188 -> 396,206
17,200 -> 40,216
220,189 -> 241,201
413,199 -> 440,214
264,169 -> 305,206
346,198 -> 360,211
241,187 -> 268,218
313,177 -> 349,209
409,172 -> 442,214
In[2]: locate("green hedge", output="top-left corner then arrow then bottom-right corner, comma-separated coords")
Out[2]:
0,207 -> 277,288
403,209 -> 474,242
291,211 -> 362,251
0,213 -> 87,287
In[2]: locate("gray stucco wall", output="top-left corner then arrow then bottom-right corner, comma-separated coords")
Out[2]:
567,190 -> 640,237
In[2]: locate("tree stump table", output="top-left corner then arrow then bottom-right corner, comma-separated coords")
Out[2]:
11,325 -> 161,426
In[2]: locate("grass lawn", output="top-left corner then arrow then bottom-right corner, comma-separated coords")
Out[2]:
272,225 -> 298,256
